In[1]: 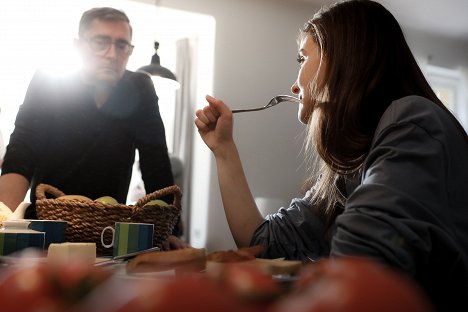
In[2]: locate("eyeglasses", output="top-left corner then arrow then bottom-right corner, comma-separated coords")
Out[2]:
82,36 -> 134,55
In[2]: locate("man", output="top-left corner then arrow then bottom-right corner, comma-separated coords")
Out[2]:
0,7 -> 185,248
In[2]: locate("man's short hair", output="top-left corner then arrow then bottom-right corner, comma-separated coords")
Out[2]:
79,7 -> 132,38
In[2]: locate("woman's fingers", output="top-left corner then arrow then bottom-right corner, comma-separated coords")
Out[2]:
203,106 -> 219,123
195,95 -> 225,126
195,108 -> 209,125
206,95 -> 231,116
195,107 -> 217,132
162,235 -> 191,250
194,115 -> 210,132
195,95 -> 234,134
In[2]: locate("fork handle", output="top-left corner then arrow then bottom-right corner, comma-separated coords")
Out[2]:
232,107 -> 267,113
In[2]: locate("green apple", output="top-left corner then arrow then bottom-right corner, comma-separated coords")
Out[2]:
57,195 -> 92,201
144,199 -> 169,207
94,196 -> 118,204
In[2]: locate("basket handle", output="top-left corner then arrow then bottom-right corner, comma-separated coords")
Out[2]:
35,183 -> 67,200
135,185 -> 182,208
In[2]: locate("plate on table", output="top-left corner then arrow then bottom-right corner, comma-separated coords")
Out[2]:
0,249 -> 48,266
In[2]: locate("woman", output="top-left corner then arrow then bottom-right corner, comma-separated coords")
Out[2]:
195,0 -> 468,309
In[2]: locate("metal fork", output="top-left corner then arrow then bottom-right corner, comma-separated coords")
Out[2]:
232,95 -> 300,113
94,246 -> 161,266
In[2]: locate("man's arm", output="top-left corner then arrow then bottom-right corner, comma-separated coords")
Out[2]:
134,73 -> 175,201
0,173 -> 30,211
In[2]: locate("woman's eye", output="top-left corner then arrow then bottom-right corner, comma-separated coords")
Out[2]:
297,55 -> 305,64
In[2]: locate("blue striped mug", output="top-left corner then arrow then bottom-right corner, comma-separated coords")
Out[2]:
100,222 -> 154,257
0,220 -> 45,256
27,219 -> 67,248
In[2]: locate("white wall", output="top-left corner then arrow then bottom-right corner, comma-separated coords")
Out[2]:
135,0 -> 468,252
140,0 -> 315,252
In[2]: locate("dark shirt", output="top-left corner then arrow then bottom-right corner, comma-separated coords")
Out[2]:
2,70 -> 174,212
251,96 -> 468,311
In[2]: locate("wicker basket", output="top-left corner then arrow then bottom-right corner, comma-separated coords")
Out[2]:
35,183 -> 182,256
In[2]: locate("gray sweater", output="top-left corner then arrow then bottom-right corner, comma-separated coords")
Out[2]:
251,95 -> 468,310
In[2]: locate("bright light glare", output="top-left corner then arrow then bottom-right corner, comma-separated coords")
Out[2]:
0,0 -> 215,160
152,76 -> 181,91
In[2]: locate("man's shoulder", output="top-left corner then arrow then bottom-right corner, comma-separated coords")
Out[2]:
24,70 -> 85,105
122,70 -> 153,87
116,70 -> 155,98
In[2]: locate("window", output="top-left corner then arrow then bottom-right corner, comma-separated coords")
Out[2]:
424,64 -> 468,130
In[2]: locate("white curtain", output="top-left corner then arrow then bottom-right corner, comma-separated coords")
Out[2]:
173,38 -> 197,241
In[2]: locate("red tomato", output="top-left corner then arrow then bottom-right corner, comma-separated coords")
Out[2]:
113,275 -> 259,312
221,262 -> 283,302
269,257 -> 435,312
0,260 -> 113,311
0,265 -> 64,312
44,260 -> 112,305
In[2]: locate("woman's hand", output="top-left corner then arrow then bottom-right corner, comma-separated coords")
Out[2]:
162,235 -> 191,250
195,96 -> 263,248
195,95 -> 234,156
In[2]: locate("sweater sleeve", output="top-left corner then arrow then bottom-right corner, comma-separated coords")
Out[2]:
132,75 -> 174,196
250,189 -> 331,262
1,71 -> 50,180
331,98 -> 464,272
330,97 -> 468,308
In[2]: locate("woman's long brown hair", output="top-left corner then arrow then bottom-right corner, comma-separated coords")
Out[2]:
302,0 -> 464,226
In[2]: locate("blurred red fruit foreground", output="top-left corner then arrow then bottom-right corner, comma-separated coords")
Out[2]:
269,257 -> 435,312
0,256 -> 435,312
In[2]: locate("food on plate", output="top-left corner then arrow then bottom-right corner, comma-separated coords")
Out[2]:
126,247 -> 206,274
94,196 -> 118,204
270,257 -> 435,312
48,242 -> 96,264
254,258 -> 302,276
207,250 -> 255,263
143,199 -> 169,207
56,195 -> 92,202
206,245 -> 264,263
205,245 -> 264,278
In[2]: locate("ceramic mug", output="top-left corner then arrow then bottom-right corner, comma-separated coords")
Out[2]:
100,222 -> 154,257
0,220 -> 45,256
27,219 -> 67,248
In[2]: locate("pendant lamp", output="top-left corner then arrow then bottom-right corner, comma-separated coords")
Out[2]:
137,41 -> 179,89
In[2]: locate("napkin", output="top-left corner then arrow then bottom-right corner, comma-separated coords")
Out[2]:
0,202 -> 30,225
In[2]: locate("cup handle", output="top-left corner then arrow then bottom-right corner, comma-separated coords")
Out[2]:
101,226 -> 115,248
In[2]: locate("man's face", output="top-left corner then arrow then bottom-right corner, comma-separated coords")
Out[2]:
76,19 -> 132,87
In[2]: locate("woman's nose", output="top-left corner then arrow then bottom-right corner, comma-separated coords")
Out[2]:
291,82 -> 300,95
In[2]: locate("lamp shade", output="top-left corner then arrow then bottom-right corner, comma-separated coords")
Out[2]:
137,41 -> 179,87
